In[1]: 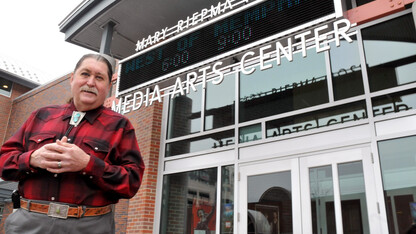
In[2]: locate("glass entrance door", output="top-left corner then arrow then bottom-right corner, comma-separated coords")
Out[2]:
239,147 -> 383,234
300,148 -> 382,234
239,158 -> 302,234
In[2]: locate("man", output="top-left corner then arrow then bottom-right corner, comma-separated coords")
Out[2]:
0,54 -> 145,233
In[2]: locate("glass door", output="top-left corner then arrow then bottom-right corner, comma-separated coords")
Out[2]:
239,147 -> 384,234
300,147 -> 382,234
238,158 -> 302,234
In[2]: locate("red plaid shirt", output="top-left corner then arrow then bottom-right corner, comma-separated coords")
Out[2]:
0,102 -> 145,206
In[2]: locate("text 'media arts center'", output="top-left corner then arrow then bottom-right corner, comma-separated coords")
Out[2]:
1,0 -> 416,233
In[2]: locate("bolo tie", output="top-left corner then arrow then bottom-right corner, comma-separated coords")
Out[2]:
64,111 -> 86,137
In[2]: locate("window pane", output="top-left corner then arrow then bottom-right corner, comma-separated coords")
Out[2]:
330,35 -> 364,100
240,49 -> 329,123
248,171 -> 292,233
378,136 -> 416,233
205,74 -> 235,131
160,168 -> 217,234
338,161 -> 370,234
166,130 -> 235,157
239,124 -> 262,143
372,89 -> 416,117
310,166 -> 335,234
221,165 -> 234,234
362,14 -> 416,92
266,101 -> 367,138
167,85 -> 202,139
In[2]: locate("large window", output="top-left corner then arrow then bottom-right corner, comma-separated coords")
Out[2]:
205,74 -> 235,131
362,14 -> 416,92
160,168 -> 218,234
330,35 -> 364,101
378,136 -> 416,234
159,166 -> 234,234
239,47 -> 328,123
167,84 -> 202,139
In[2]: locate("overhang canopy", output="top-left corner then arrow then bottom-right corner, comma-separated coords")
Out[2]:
59,0 -> 226,60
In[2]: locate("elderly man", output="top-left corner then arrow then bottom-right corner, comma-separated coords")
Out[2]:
0,54 -> 145,234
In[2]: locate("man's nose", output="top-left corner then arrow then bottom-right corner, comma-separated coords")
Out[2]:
86,76 -> 96,86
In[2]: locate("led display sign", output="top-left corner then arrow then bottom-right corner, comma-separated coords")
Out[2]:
118,0 -> 336,94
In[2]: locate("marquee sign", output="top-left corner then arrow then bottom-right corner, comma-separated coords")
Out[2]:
117,0 -> 339,96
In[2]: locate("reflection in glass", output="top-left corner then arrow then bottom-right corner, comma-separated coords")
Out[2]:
266,101 -> 367,138
247,171 -> 292,234
362,14 -> 416,92
205,74 -> 235,131
239,124 -> 262,143
372,89 -> 416,117
330,35 -> 364,100
378,136 -> 416,234
240,49 -> 328,123
160,168 -> 217,234
309,166 -> 335,234
165,130 -> 234,157
338,161 -> 370,234
221,165 -> 234,234
167,84 -> 202,139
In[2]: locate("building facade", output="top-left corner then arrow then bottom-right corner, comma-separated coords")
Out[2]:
1,0 -> 416,233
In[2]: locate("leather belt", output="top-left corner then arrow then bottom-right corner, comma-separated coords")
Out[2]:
20,199 -> 112,219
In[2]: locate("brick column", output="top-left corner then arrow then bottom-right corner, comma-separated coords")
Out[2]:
125,101 -> 163,233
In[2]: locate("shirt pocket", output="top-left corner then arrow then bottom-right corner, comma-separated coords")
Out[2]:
83,139 -> 110,160
28,133 -> 56,151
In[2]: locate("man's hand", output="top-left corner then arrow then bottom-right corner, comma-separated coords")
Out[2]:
29,136 -> 91,173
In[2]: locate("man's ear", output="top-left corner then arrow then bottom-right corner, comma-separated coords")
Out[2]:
70,72 -> 74,83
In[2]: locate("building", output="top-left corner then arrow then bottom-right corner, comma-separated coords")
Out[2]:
0,55 -> 44,231
1,0 -> 416,233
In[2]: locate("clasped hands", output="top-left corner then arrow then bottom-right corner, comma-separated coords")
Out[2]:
30,136 -> 90,173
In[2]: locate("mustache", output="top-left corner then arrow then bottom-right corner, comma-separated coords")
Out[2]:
80,86 -> 98,95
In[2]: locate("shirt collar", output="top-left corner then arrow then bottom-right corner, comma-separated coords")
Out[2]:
63,102 -> 104,124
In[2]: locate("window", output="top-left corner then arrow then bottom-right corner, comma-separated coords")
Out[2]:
167,84 -> 202,139
362,14 -> 416,92
160,167 -> 218,234
205,74 -> 235,131
220,166 -> 234,234
266,101 -> 367,139
166,130 -> 234,157
330,35 -> 364,100
239,48 -> 328,123
378,136 -> 416,234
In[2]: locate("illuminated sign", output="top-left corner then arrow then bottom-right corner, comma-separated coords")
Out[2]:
112,19 -> 354,114
117,0 -> 337,95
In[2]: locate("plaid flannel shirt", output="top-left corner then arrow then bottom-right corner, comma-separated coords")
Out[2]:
0,102 -> 145,206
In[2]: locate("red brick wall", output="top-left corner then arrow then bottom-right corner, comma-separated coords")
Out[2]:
125,100 -> 163,233
4,75 -> 73,141
0,83 -> 31,145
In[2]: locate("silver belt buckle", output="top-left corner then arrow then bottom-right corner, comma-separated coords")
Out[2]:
47,203 -> 70,219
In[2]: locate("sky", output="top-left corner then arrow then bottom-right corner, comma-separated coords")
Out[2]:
0,1 -> 94,83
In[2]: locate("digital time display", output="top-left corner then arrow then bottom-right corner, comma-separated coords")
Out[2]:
119,0 -> 335,93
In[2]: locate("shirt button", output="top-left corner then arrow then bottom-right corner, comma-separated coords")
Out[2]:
51,197 -> 55,201
82,172 -> 86,175
89,176 -> 93,179
26,171 -> 30,174
54,174 -> 58,177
